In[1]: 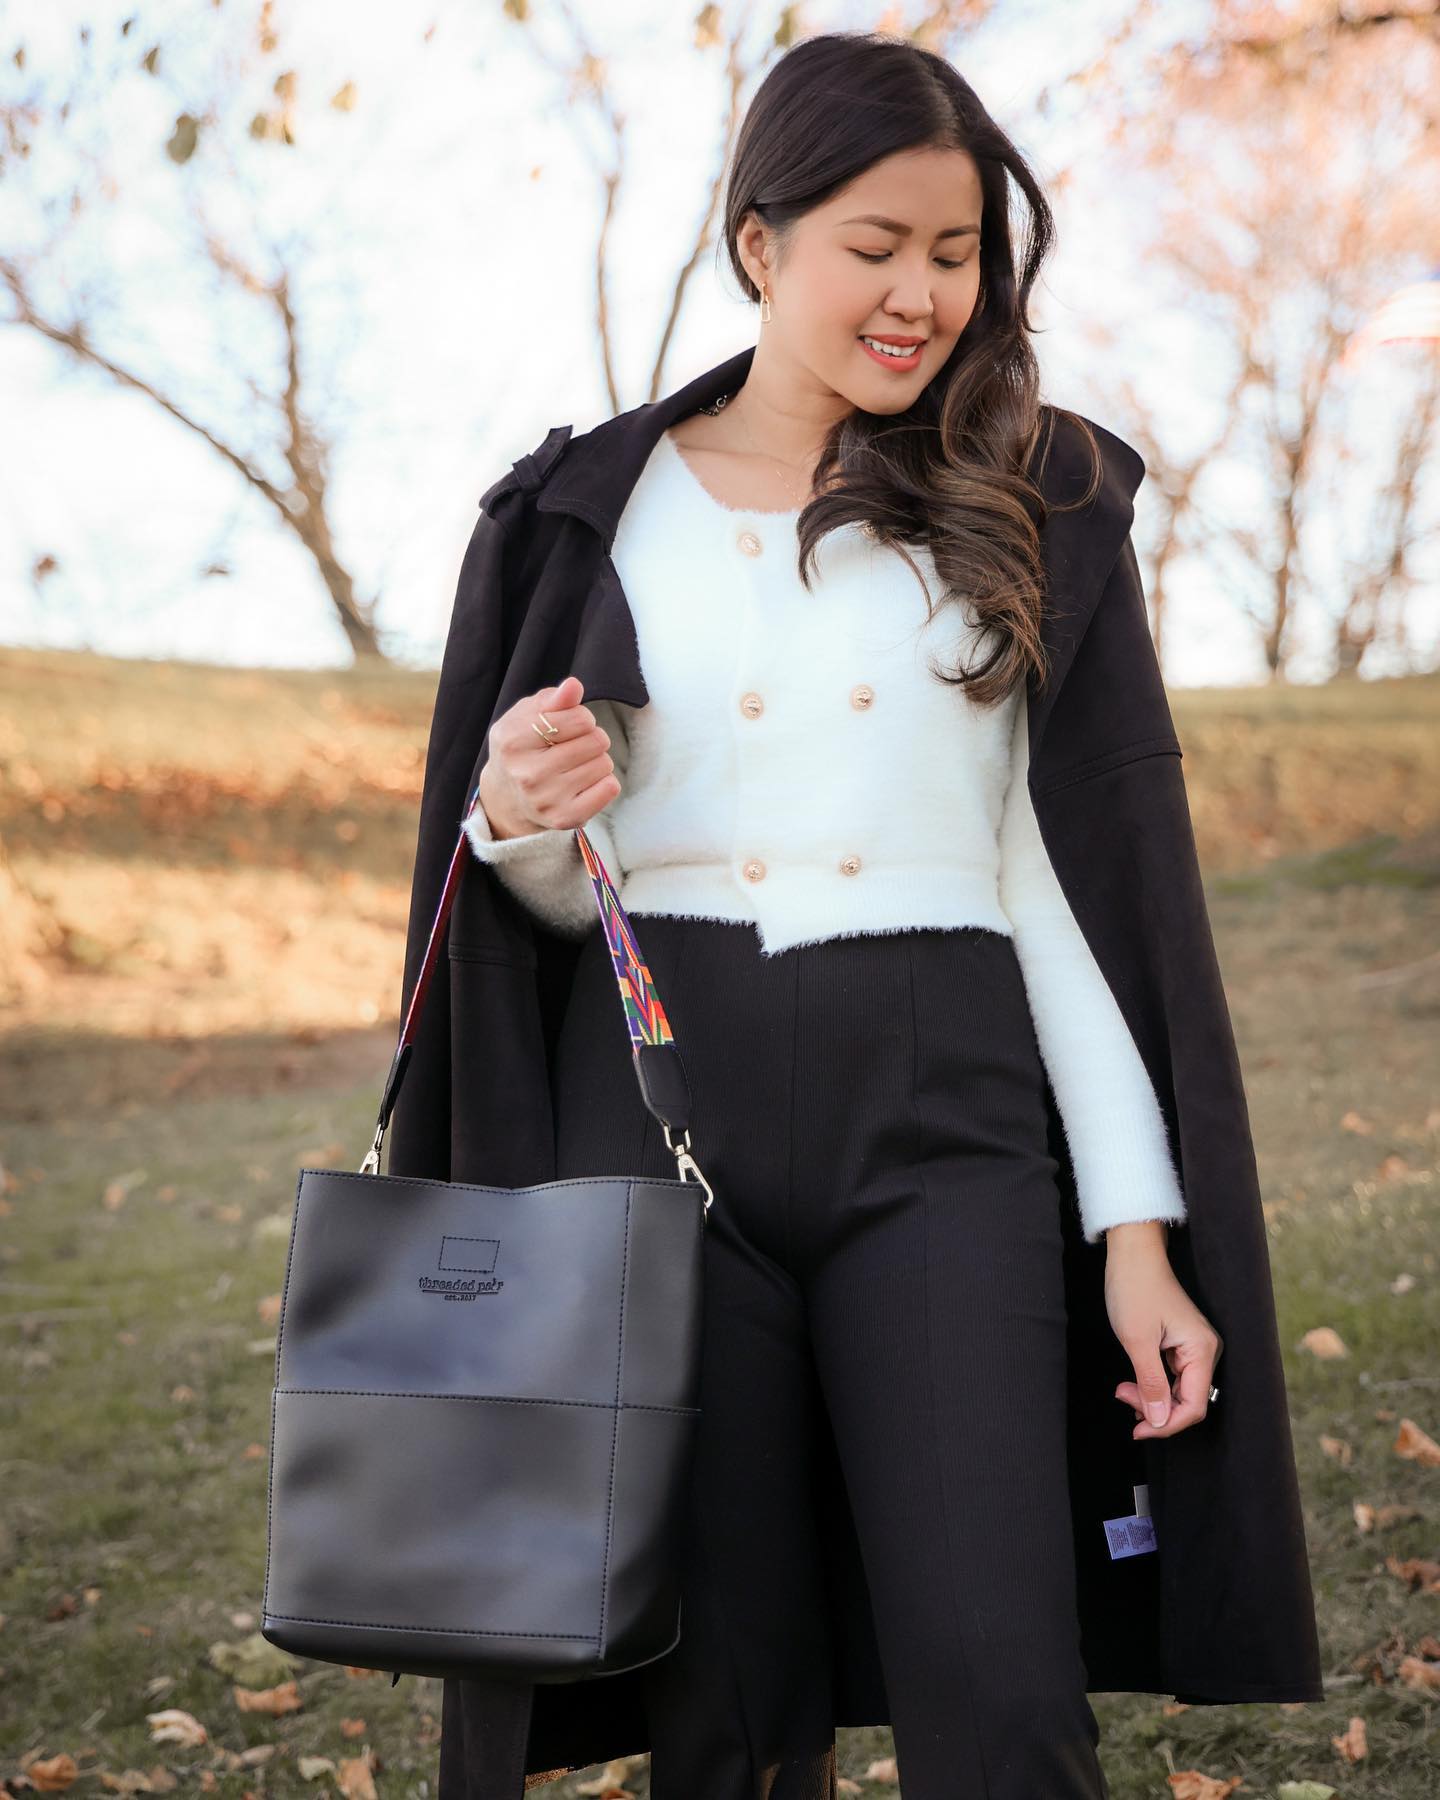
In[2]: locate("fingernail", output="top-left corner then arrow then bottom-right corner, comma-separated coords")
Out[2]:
1148,1402 -> 1168,1426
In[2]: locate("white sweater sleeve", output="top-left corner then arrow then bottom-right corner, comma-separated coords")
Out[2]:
997,698 -> 1187,1244
460,698 -> 628,939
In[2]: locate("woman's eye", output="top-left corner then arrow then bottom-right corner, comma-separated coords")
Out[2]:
851,250 -> 970,270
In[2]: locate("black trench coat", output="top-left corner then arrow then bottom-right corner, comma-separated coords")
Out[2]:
388,344 -> 1324,1789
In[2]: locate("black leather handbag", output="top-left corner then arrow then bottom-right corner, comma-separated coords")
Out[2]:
260,818 -> 712,1686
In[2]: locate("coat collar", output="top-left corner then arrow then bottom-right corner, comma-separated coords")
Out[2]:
523,343 -> 1146,770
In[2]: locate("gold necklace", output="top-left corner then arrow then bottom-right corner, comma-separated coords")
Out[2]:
731,404 -> 816,509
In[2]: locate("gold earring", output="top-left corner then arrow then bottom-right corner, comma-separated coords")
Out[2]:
759,282 -> 772,324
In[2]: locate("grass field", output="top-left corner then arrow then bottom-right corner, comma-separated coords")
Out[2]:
2,647 -> 1437,1799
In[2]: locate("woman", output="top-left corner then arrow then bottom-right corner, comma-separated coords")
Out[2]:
395,30 -> 1323,1800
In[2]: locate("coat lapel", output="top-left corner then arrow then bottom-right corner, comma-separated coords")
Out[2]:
520,342 -> 1147,777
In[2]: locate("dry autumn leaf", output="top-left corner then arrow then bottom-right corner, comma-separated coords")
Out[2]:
1397,1653 -> 1440,1691
1349,1627 -> 1409,1684
1385,1555 -> 1440,1593
1166,1774 -> 1242,1798
1371,1503 -> 1424,1531
206,1631 -> 295,1688
102,1169 -> 147,1210
98,1770 -> 177,1794
1331,1714 -> 1367,1761
233,1680 -> 302,1714
336,1749 -> 379,1800
145,1709 -> 207,1747
1320,1435 -> 1353,1465
25,1754 -> 80,1792
1300,1327 -> 1348,1359
1394,1417 -> 1440,1466
864,1756 -> 899,1782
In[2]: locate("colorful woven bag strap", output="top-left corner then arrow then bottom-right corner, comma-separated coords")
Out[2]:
361,812 -> 710,1207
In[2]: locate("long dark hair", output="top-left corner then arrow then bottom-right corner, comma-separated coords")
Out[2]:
719,30 -> 1103,705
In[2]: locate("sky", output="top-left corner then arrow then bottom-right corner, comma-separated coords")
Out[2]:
0,0 -> 1434,688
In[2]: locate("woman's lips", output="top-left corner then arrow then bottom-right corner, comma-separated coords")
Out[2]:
858,336 -> 923,369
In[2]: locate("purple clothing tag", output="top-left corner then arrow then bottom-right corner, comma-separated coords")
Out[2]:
1104,1512 -> 1158,1559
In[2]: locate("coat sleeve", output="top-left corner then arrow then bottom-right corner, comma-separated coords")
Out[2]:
460,698 -> 630,937
998,694 -> 1188,1244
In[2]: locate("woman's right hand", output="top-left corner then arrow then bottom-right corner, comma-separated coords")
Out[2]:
476,675 -> 622,841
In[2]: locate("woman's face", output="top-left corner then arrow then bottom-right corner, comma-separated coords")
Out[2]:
742,145 -> 985,413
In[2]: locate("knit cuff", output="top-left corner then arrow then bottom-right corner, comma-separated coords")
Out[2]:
461,803 -> 602,938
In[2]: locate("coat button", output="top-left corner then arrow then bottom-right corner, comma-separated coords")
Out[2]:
742,858 -> 766,882
839,855 -> 862,876
850,683 -> 874,710
737,530 -> 763,556
740,691 -> 764,718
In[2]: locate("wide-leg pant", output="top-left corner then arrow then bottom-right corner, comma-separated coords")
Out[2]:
451,915 -> 1110,1800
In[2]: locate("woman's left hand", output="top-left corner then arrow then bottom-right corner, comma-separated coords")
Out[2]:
1103,1222 -> 1223,1439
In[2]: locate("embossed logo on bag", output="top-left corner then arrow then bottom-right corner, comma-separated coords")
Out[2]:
419,1234 -> 504,1299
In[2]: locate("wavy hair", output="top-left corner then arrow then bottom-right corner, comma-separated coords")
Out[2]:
719,30 -> 1103,705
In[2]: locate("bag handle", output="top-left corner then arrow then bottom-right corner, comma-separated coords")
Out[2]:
361,807 -> 712,1207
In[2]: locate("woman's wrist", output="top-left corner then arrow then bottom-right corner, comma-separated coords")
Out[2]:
476,767 -> 531,842
1104,1219 -> 1171,1257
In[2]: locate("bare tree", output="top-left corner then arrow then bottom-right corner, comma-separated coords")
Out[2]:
1334,359 -> 1440,676
1098,0 -> 1440,679
0,4 -> 388,660
1075,349 -> 1250,675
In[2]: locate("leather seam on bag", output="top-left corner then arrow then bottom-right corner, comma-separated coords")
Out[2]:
264,1612 -> 600,1639
274,1386 -> 699,1414
308,1170 -> 683,1195
597,1185 -> 634,1658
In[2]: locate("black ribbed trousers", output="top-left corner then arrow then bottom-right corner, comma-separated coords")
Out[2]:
445,915 -> 1109,1800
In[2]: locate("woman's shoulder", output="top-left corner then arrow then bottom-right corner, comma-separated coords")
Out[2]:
1031,403 -> 1146,505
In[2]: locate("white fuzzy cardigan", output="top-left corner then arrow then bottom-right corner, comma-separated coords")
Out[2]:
463,427 -> 1187,1245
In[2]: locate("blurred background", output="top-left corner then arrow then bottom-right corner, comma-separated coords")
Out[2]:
1,3 -> 1437,1796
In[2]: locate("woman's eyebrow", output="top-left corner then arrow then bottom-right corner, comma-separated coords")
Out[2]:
836,214 -> 980,240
